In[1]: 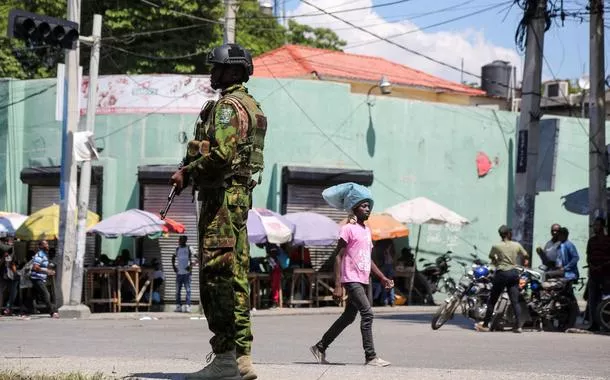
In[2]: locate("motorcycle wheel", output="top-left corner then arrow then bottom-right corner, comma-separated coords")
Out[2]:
542,299 -> 579,332
431,296 -> 459,330
490,298 -> 513,332
596,298 -> 610,331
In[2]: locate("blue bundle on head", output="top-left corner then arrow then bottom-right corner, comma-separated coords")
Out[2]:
322,182 -> 374,211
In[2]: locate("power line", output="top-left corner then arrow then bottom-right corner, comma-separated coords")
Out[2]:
104,44 -> 207,60
140,0 -> 224,24
94,86 -> 204,140
529,12 -> 605,157
102,24 -> 210,42
292,0 -> 486,29
0,84 -> 56,111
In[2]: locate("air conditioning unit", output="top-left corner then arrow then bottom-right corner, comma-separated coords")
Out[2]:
543,81 -> 569,99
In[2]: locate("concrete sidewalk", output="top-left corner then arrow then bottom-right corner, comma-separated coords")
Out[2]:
5,357 -> 601,380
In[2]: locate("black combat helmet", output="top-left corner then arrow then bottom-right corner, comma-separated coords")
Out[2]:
207,43 -> 254,76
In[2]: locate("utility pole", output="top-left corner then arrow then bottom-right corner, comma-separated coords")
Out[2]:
589,0 -> 607,231
70,14 -> 103,313
56,0 -> 81,310
512,0 -> 547,258
224,0 -> 237,44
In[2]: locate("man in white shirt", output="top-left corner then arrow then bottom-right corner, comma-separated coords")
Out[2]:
173,236 -> 194,312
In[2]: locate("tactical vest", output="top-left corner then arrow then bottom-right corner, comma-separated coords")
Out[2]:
221,90 -> 267,185
191,88 -> 266,188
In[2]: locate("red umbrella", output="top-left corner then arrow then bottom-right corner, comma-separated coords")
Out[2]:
160,216 -> 186,234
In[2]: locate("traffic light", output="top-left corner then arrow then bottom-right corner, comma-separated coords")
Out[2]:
7,9 -> 79,50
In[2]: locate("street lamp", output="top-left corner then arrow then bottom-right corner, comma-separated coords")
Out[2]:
259,1 -> 273,15
578,75 -> 590,119
366,75 -> 392,106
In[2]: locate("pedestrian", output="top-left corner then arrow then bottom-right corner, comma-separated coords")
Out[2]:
536,223 -> 561,268
172,235 -> 194,313
267,244 -> 285,309
0,238 -> 19,316
171,43 -> 266,380
475,225 -> 529,333
556,227 -> 580,282
585,217 -> 610,331
26,240 -> 58,319
310,182 -> 393,367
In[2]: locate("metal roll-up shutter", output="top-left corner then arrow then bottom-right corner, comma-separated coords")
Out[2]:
29,185 -> 100,302
285,184 -> 347,271
29,185 -> 99,268
141,184 -> 199,304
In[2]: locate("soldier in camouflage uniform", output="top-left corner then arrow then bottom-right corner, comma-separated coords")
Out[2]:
171,43 -> 266,380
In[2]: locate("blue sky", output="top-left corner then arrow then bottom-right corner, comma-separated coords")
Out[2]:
286,0 -> 605,85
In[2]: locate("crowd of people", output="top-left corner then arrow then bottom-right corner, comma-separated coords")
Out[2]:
474,219 -> 610,333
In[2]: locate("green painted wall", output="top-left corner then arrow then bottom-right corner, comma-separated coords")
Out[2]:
0,76 -> 606,287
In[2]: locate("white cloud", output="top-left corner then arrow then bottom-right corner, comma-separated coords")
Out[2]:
289,0 -> 522,86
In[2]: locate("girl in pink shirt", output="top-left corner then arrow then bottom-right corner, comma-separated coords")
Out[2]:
310,195 -> 393,367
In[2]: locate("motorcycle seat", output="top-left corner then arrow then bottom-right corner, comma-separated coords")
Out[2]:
541,280 -> 565,290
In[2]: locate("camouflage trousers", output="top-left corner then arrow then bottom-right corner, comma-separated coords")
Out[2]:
198,185 -> 253,355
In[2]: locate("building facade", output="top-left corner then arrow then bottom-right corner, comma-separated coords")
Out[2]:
0,75 -> 604,300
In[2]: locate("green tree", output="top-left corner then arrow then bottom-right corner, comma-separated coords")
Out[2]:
1,0 -> 345,79
286,19 -> 346,51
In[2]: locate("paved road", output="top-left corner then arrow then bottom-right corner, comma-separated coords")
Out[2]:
0,310 -> 608,379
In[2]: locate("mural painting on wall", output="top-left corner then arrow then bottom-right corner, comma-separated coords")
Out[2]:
79,75 -> 217,115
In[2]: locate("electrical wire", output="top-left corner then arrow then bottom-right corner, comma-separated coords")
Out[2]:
0,84 -> 56,111
104,44 -> 207,60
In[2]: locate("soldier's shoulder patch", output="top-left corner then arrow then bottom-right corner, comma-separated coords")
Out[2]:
217,104 -> 234,125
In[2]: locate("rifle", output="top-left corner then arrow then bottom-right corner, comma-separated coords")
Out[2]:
160,184 -> 177,220
160,140 -> 209,220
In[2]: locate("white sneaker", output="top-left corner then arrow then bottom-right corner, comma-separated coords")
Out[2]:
366,357 -> 391,367
185,305 -> 192,313
174,306 -> 182,313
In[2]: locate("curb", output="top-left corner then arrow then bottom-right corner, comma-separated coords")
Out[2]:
82,305 -> 438,321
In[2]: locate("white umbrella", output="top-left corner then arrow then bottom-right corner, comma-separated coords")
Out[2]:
87,209 -> 165,238
0,213 -> 28,236
385,197 -> 470,304
385,197 -> 470,226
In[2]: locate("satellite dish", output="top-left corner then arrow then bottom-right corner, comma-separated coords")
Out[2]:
578,75 -> 590,91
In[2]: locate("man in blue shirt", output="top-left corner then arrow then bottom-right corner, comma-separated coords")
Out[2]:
556,227 -> 580,281
27,240 -> 58,318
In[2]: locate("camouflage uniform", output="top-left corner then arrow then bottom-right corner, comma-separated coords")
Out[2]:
185,84 -> 265,355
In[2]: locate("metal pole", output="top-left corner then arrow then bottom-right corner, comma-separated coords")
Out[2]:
56,0 -> 81,309
581,90 -> 585,119
282,0 -> 287,28
70,14 -> 102,308
224,0 -> 237,44
407,225 -> 422,305
511,0 -> 546,257
589,0 -> 607,232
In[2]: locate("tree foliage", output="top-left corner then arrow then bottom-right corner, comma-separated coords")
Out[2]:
0,0 -> 345,79
286,19 -> 346,51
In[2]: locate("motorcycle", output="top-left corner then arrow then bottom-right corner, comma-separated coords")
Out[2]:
596,292 -> 610,331
419,251 -> 457,295
490,266 -> 580,332
430,257 -> 493,330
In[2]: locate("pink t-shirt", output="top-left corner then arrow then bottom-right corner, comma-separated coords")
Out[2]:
339,223 -> 373,285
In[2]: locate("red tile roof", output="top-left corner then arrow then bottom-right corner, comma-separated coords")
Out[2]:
253,44 -> 485,96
